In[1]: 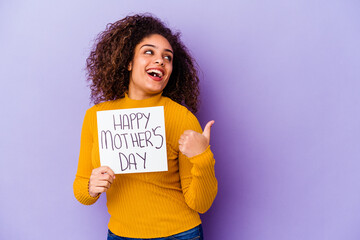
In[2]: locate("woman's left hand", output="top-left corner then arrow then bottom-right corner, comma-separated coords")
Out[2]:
179,120 -> 215,158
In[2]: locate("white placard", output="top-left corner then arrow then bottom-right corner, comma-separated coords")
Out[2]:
97,106 -> 167,174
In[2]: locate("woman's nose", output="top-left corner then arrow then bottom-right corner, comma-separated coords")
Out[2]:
154,56 -> 164,66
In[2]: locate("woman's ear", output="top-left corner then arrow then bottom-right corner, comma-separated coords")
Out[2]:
127,61 -> 132,71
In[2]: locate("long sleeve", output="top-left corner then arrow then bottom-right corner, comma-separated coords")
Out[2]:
73,109 -> 100,205
178,111 -> 218,214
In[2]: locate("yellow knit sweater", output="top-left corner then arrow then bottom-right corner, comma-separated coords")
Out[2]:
73,93 -> 217,238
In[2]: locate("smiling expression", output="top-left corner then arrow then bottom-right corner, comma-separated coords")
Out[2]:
127,34 -> 173,100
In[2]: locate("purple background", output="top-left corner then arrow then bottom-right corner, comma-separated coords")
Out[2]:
1,0 -> 360,239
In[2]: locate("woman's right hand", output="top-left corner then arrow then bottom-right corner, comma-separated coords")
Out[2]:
89,166 -> 116,198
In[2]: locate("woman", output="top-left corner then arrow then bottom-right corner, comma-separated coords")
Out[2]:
73,14 -> 217,240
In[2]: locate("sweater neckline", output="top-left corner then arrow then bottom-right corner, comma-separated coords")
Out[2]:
123,92 -> 164,108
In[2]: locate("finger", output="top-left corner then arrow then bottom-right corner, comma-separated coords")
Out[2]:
95,180 -> 112,189
99,166 -> 116,179
179,144 -> 185,153
91,179 -> 112,193
202,120 -> 215,140
92,166 -> 110,175
93,186 -> 109,194
183,130 -> 195,135
98,174 -> 114,184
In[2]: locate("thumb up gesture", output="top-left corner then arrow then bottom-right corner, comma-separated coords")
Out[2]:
179,120 -> 215,158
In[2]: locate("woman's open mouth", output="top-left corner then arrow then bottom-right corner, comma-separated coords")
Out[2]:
146,68 -> 164,81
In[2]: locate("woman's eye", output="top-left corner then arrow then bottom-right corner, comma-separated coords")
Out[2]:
164,55 -> 172,61
145,50 -> 153,55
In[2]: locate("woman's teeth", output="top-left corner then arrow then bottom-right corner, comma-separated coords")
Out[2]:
147,69 -> 163,78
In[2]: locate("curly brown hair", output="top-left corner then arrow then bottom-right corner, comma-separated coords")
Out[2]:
86,14 -> 200,113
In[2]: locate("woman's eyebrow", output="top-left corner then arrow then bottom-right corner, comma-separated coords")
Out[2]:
140,44 -> 173,54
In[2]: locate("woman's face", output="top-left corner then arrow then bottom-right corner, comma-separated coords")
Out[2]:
128,34 -> 173,100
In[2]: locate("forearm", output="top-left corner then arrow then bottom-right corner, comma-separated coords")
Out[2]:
181,147 -> 218,213
74,109 -> 100,205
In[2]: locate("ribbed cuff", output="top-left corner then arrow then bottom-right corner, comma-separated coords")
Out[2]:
73,177 -> 100,205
